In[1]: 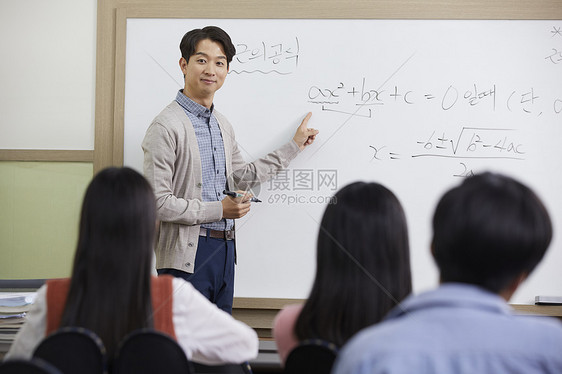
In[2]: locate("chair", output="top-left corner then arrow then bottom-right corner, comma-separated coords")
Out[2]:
33,326 -> 107,374
283,339 -> 339,374
112,328 -> 193,374
0,358 -> 63,374
192,361 -> 253,374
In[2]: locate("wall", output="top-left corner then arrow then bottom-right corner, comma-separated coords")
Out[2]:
0,0 -> 97,279
0,162 -> 92,278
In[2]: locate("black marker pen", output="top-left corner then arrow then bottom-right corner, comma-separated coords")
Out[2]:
223,190 -> 262,203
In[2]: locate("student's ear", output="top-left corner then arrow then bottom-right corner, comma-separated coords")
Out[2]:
430,242 -> 446,284
514,272 -> 528,288
500,272 -> 528,301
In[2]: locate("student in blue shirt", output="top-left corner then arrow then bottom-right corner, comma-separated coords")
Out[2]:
333,172 -> 562,374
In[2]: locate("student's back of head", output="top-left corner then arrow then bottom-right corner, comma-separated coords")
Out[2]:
295,181 -> 412,347
7,167 -> 260,364
61,167 -> 156,356
432,172 -> 552,293
332,173 -> 562,374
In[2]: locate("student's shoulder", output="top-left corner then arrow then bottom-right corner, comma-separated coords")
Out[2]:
279,303 -> 304,316
170,276 -> 197,294
274,304 -> 304,329
513,313 -> 562,339
340,314 -> 414,358
502,313 -> 562,359
333,324 -> 387,374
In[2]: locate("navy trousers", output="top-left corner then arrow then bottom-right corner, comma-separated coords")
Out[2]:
158,235 -> 235,314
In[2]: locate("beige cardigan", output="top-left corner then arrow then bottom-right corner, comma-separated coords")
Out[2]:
142,101 -> 300,273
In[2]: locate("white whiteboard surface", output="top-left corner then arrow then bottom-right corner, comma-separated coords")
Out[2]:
124,19 -> 562,304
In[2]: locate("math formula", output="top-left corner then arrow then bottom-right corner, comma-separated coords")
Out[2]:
307,79 -> 560,118
369,127 -> 524,161
413,127 -> 524,160
221,23 -> 562,180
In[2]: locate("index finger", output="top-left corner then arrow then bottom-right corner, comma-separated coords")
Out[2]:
299,112 -> 313,129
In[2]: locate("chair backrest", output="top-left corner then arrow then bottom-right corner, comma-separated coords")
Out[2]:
0,358 -> 63,374
112,328 -> 193,374
283,339 -> 339,374
33,326 -> 107,374
192,361 -> 253,374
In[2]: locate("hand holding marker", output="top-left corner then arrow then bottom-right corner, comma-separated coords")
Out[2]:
223,190 -> 262,203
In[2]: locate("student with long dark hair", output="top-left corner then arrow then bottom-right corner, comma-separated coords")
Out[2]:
6,167 -> 258,364
273,181 -> 412,365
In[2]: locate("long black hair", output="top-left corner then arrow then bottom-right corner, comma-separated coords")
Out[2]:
294,182 -> 412,347
60,167 -> 156,357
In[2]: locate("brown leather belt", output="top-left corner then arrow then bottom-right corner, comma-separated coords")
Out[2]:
199,227 -> 235,240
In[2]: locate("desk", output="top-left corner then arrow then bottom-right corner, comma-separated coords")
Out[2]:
511,304 -> 562,319
2,288 -> 561,369
250,340 -> 282,373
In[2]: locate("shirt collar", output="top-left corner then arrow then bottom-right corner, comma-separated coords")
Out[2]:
387,283 -> 513,320
175,90 -> 213,119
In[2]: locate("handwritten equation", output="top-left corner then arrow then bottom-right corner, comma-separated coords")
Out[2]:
308,79 -> 561,117
413,127 -> 524,159
370,127 -> 525,162
230,37 -> 299,75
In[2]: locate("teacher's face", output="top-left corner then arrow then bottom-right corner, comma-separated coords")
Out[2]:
180,38 -> 229,108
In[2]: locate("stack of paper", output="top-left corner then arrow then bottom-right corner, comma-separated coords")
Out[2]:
0,292 -> 36,354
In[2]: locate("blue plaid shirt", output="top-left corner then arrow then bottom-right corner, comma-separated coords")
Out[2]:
175,90 -> 232,231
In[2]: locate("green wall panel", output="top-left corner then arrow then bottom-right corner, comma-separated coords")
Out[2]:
0,162 -> 93,279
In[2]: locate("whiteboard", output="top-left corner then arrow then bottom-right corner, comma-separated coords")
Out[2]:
123,19 -> 562,303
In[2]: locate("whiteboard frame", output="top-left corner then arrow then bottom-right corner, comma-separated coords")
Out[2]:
95,0 -> 562,309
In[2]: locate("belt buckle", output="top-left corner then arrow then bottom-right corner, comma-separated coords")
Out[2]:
225,230 -> 235,240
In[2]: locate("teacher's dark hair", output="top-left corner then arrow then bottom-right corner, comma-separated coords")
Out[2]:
432,172 -> 552,293
60,167 -> 156,357
294,182 -> 412,347
180,26 -> 236,67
